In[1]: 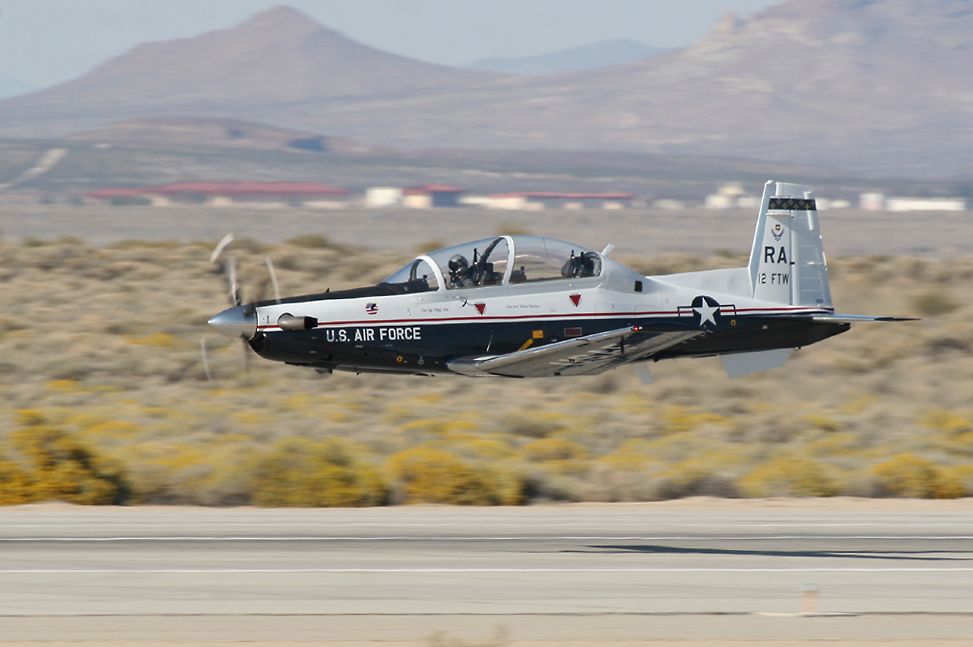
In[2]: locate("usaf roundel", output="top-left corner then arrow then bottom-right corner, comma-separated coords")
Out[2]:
691,295 -> 721,328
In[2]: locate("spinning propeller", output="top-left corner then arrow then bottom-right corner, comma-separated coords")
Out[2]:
203,233 -> 282,381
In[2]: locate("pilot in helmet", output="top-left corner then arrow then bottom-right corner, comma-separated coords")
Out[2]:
448,254 -> 474,288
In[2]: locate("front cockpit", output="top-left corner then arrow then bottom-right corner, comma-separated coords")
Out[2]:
381,235 -> 605,292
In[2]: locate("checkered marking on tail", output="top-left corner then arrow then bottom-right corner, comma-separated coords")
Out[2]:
768,197 -> 816,211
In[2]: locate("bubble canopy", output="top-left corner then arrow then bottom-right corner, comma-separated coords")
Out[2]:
382,235 -> 603,291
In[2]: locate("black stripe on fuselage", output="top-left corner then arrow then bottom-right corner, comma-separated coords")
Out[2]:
254,282 -> 432,308
249,315 -> 848,375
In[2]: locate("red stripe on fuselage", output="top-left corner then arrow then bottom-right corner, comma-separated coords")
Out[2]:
255,306 -> 834,332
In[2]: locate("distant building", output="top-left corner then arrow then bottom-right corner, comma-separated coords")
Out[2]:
474,192 -> 635,211
859,192 -> 886,211
652,199 -> 686,211
402,184 -> 464,208
364,186 -> 403,208
86,181 -> 349,207
814,198 -> 850,210
704,183 -> 752,209
885,197 -> 966,212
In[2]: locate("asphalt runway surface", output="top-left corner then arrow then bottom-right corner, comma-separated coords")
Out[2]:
2,501 -> 973,645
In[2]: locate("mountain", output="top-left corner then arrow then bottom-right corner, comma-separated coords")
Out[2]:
1,1 -> 972,178
382,0 -> 973,177
0,6 -> 501,136
467,39 -> 666,75
348,0 -> 973,178
0,73 -> 33,100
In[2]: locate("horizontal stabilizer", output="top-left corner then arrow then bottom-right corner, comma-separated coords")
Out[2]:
808,313 -> 919,323
761,312 -> 918,324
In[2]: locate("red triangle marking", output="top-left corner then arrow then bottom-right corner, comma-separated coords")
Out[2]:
474,303 -> 486,315
569,294 -> 581,307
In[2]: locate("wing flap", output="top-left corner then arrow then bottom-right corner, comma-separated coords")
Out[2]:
448,327 -> 702,378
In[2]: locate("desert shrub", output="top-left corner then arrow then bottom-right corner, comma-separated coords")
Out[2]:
922,409 -> 972,435
457,437 -> 514,460
870,454 -> 965,498
941,464 -> 973,494
249,437 -> 388,507
520,471 -> 583,502
590,373 -> 620,394
117,442 -> 228,505
523,437 -> 588,462
126,332 -> 178,348
488,468 -> 527,506
660,405 -> 727,434
7,424 -> 129,505
911,291 -> 958,316
45,379 -> 84,393
653,473 -> 740,499
286,234 -> 333,249
806,431 -> 862,456
505,412 -> 567,438
400,417 -> 478,437
16,409 -> 47,427
839,395 -> 875,415
803,412 -> 840,433
598,439 -> 654,472
649,453 -> 744,499
739,456 -> 838,497
387,446 -> 523,505
0,456 -> 35,504
582,461 -> 659,501
925,336 -> 971,356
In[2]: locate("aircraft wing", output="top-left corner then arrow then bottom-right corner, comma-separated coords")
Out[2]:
447,326 -> 703,378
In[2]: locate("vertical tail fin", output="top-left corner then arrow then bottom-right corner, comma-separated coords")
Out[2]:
749,181 -> 832,308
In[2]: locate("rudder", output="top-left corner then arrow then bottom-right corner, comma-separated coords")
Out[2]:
748,181 -> 832,308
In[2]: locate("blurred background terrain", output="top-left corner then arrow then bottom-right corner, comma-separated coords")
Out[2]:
0,0 -> 971,507
0,234 -> 970,506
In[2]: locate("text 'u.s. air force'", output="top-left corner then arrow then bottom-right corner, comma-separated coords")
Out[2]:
324,327 -> 422,343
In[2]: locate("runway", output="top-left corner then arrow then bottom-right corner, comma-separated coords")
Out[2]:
2,500 -> 972,644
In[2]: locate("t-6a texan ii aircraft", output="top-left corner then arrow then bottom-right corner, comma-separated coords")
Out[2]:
208,181 -> 913,380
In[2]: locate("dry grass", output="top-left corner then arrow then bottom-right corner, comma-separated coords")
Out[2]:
0,236 -> 971,505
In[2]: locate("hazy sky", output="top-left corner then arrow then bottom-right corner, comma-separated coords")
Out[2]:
0,0 -> 779,89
